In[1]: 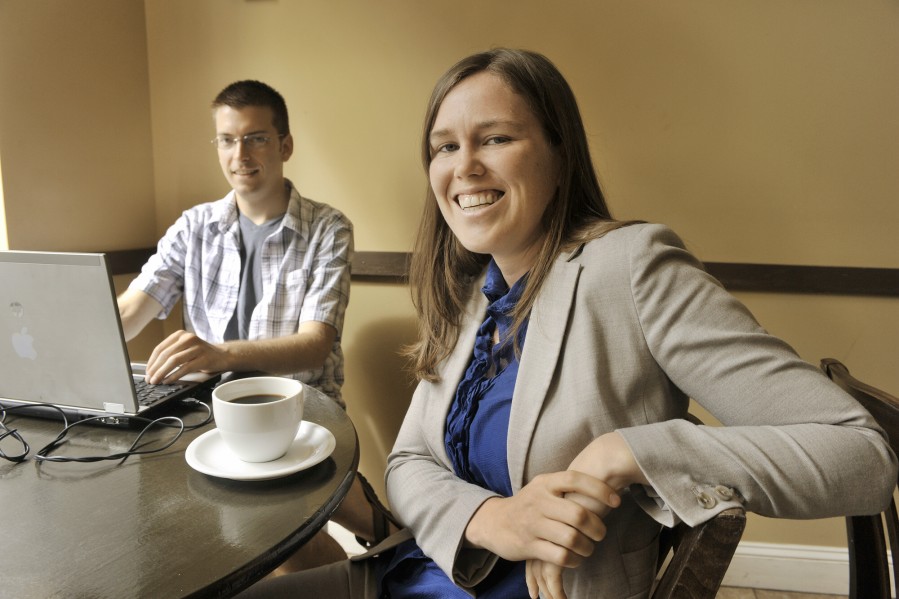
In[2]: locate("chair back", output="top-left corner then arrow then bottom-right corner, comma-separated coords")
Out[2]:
651,413 -> 746,598
822,358 -> 899,599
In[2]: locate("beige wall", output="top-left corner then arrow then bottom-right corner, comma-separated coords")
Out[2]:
1,0 -> 897,550
0,0 -> 158,252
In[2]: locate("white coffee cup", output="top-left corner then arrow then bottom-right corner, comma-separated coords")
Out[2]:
212,376 -> 305,463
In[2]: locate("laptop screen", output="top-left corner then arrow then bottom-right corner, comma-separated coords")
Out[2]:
0,251 -> 141,415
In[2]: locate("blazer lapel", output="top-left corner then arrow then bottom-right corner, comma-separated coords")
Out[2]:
507,255 -> 582,491
426,274 -> 488,466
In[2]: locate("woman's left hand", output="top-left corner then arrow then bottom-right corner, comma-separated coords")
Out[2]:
526,559 -> 567,599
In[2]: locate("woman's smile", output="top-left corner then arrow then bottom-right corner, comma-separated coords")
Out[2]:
457,191 -> 503,211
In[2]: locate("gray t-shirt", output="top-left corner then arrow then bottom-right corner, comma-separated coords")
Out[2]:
224,212 -> 284,340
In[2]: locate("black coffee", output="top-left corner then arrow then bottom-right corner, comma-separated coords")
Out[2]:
230,394 -> 286,405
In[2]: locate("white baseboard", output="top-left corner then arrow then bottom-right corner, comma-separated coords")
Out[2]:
328,521 -> 367,556
723,541 -> 895,597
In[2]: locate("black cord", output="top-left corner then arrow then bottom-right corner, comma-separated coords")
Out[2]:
34,415 -> 186,463
0,421 -> 30,463
0,398 -> 212,464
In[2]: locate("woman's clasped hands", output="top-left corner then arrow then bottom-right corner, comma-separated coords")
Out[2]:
465,469 -> 619,598
525,432 -> 648,599
469,470 -> 620,563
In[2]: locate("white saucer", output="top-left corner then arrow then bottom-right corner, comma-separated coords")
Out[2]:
185,421 -> 336,481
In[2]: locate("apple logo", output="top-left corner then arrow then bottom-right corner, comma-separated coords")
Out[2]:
12,327 -> 37,360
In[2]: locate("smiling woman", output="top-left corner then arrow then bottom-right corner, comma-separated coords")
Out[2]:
234,48 -> 897,599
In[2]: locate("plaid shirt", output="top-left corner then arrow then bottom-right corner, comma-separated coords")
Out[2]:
130,181 -> 353,404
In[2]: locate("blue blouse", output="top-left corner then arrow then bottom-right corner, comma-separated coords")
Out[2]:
380,261 -> 530,598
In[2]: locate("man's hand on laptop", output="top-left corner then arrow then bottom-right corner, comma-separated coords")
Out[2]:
145,330 -> 230,385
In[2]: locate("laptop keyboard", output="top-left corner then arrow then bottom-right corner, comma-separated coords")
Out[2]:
133,377 -> 189,407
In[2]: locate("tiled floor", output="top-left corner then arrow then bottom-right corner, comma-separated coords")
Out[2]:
718,588 -> 847,599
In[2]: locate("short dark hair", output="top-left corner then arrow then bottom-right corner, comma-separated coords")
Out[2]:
211,80 -> 290,135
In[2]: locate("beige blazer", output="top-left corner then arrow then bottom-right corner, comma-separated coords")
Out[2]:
385,223 -> 896,598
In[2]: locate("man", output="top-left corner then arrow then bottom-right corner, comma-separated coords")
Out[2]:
119,80 -> 348,401
119,80 -> 392,570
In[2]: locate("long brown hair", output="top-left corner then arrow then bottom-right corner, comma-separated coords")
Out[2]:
407,48 -> 630,381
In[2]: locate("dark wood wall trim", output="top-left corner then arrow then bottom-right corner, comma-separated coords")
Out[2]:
105,248 -> 899,297
702,262 -> 899,296
351,251 -> 410,283
105,248 -> 157,278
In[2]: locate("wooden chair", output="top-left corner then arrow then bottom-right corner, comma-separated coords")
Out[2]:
652,507 -> 746,598
822,358 -> 899,599
652,413 -> 746,599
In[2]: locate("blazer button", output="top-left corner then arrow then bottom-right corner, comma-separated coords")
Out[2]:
696,491 -> 717,509
714,485 -> 735,501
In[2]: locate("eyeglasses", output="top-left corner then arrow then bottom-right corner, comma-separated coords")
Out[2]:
210,133 -> 286,150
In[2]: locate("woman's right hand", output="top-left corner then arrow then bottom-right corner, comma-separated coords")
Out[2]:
463,470 -> 620,567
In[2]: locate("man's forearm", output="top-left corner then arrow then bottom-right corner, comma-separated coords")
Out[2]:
117,288 -> 164,342
218,322 -> 335,375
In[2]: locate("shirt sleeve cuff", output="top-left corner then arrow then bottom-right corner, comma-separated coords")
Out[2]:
630,484 -> 681,528
452,546 -> 499,590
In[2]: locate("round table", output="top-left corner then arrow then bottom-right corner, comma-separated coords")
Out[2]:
0,386 -> 358,598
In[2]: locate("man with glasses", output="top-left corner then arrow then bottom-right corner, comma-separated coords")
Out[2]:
119,80 -> 351,398
118,80 -> 390,570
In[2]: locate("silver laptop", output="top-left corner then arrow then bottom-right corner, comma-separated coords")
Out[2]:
0,250 -> 218,425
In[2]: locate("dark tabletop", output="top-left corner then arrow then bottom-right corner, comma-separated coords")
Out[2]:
0,386 -> 358,598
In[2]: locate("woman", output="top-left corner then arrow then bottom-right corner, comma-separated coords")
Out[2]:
239,48 -> 896,599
